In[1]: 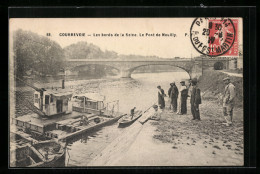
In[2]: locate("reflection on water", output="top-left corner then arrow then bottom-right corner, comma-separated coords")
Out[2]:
66,124 -> 125,166
65,71 -> 190,166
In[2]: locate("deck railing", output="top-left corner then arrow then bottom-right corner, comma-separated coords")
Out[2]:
105,100 -> 119,116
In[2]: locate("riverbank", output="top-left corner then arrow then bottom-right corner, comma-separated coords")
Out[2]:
152,99 -> 243,166
14,70 -> 243,166
88,99 -> 243,166
88,69 -> 244,166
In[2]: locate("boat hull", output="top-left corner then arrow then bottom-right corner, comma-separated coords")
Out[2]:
58,114 -> 125,142
29,141 -> 66,167
118,111 -> 142,127
29,150 -> 65,167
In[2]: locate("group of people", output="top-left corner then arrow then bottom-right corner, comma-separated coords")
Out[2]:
157,78 -> 201,120
157,77 -> 236,126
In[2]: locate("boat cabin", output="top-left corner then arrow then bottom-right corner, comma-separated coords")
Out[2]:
34,88 -> 73,117
72,93 -> 105,115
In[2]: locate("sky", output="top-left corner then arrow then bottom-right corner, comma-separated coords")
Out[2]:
9,18 -> 242,58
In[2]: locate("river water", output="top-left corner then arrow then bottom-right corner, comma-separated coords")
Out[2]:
16,71 -> 189,166
60,71 -> 190,166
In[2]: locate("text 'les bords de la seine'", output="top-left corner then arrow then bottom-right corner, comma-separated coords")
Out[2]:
56,32 -> 177,37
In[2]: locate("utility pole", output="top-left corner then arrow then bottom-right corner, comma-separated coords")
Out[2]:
60,68 -> 66,89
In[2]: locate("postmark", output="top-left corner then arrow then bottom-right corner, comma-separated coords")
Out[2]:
190,18 -> 238,57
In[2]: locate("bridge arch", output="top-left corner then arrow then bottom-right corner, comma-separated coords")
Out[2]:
213,62 -> 224,70
122,64 -> 191,79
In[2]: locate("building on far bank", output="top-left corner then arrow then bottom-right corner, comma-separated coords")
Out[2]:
237,53 -> 243,69
194,55 -> 243,71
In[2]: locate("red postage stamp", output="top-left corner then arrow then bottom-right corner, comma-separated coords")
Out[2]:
190,18 -> 239,57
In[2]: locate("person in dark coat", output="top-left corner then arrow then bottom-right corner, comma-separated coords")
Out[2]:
190,78 -> 202,120
168,84 -> 172,110
157,86 -> 166,109
169,82 -> 179,112
180,81 -> 188,114
130,107 -> 136,120
168,84 -> 172,98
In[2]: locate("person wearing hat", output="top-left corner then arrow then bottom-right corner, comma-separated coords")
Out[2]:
190,78 -> 201,120
168,83 -> 173,98
139,105 -> 161,124
157,86 -> 166,109
222,77 -> 236,126
168,82 -> 179,113
177,81 -> 188,115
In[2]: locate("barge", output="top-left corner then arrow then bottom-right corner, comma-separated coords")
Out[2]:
11,78 -> 126,167
10,133 -> 65,167
11,88 -> 126,143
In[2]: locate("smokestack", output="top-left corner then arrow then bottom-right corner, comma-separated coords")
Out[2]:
62,79 -> 65,89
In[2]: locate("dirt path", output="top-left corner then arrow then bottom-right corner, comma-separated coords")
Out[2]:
88,100 -> 243,166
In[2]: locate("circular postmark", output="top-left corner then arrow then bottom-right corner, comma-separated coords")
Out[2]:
190,18 -> 236,57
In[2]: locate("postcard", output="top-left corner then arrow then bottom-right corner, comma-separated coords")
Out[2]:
9,18 -> 243,167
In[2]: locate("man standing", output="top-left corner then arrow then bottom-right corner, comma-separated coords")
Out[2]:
130,107 -> 136,120
168,83 -> 173,98
168,84 -> 173,110
157,86 -> 166,109
177,81 -> 188,115
190,78 -> 201,120
169,82 -> 179,112
222,77 -> 236,126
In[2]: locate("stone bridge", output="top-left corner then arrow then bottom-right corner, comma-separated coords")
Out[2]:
65,58 -> 231,79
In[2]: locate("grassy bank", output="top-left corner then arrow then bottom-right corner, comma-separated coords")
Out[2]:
198,69 -> 243,107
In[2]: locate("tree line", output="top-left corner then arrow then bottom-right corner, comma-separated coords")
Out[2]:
13,30 -> 121,77
13,29 -> 176,78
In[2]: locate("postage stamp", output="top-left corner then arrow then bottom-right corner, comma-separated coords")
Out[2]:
190,18 -> 239,57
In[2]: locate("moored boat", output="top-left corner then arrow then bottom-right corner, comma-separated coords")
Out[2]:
118,110 -> 142,127
12,85 -> 125,141
10,137 -> 65,167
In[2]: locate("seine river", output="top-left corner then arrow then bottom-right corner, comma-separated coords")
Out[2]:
59,71 -> 190,166
18,71 -> 190,166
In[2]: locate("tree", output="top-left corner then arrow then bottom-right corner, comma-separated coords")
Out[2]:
63,41 -> 119,60
13,29 -> 65,77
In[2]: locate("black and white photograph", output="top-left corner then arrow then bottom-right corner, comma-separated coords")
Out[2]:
9,17 -> 244,167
